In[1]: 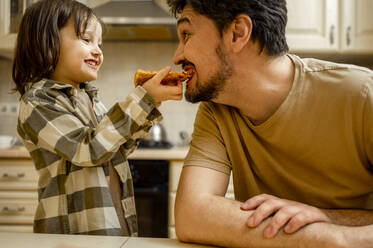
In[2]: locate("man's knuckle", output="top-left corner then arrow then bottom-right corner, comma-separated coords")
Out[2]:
258,193 -> 270,200
260,202 -> 273,213
276,211 -> 288,221
267,222 -> 277,230
266,199 -> 278,206
294,214 -> 306,223
281,206 -> 295,215
271,216 -> 284,226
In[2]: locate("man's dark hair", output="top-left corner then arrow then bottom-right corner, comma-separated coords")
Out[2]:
167,0 -> 289,56
12,0 -> 103,96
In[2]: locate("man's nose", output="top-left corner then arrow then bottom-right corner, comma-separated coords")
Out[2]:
173,43 -> 184,65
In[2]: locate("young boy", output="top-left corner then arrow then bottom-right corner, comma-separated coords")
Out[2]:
13,0 -> 182,236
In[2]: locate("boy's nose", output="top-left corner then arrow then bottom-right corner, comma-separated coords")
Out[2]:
92,46 -> 102,56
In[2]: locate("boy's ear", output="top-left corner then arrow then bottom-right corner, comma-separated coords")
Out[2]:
228,14 -> 252,53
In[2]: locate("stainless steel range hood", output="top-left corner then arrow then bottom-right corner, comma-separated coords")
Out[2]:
93,0 -> 178,41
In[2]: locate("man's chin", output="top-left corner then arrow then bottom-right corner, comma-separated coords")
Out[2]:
185,92 -> 213,103
184,93 -> 197,103
185,90 -> 199,103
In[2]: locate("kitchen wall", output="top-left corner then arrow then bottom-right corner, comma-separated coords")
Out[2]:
0,58 -> 18,137
1,42 -> 373,144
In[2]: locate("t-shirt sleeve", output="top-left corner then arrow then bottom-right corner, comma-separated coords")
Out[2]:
184,102 -> 231,175
364,79 -> 373,171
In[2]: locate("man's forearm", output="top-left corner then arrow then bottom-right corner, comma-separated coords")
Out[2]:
175,194 -> 348,248
323,209 -> 373,226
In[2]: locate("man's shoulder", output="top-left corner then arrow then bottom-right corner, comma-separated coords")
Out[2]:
295,55 -> 372,79
291,54 -> 373,94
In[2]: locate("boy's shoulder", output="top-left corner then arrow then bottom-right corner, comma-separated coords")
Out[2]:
23,80 -> 76,104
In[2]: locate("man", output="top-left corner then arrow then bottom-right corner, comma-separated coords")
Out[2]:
166,0 -> 373,247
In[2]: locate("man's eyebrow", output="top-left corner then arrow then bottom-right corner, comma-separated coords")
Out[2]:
177,17 -> 191,26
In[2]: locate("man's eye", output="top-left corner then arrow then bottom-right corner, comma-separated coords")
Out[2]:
182,31 -> 190,40
82,38 -> 90,42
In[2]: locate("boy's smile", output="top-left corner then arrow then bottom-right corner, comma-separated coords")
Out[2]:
51,16 -> 103,88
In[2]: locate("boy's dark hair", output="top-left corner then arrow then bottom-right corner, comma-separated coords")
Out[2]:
167,0 -> 289,56
12,0 -> 103,96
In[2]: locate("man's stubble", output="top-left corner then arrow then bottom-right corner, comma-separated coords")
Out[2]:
185,43 -> 233,103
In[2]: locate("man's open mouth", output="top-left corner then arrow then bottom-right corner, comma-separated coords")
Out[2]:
183,65 -> 195,83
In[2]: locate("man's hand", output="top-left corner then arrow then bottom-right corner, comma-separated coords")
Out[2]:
240,194 -> 331,239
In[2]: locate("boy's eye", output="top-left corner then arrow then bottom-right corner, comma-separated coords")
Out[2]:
82,37 -> 90,42
98,43 -> 103,49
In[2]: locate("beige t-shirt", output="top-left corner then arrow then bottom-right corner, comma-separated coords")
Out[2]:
184,54 -> 373,209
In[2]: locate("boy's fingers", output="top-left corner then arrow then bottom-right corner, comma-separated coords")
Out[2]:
162,86 -> 183,96
151,66 -> 171,83
169,94 -> 183,100
162,82 -> 183,93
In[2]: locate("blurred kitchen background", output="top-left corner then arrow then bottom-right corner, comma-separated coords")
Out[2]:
0,0 -> 373,238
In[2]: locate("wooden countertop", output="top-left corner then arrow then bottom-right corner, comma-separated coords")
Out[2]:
0,232 -> 213,248
0,146 -> 189,160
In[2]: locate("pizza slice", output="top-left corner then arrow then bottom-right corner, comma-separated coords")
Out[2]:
134,69 -> 192,87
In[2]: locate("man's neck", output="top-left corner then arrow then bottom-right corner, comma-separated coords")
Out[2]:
215,54 -> 295,125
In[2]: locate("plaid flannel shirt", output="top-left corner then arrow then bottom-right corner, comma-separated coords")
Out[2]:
17,79 -> 162,236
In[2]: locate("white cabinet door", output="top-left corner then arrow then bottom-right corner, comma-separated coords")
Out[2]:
0,0 -> 10,36
0,0 -> 16,59
341,0 -> 373,53
286,0 -> 339,52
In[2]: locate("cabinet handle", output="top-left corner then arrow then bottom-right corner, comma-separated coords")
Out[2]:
346,26 -> 352,46
329,25 -> 335,45
2,205 -> 25,213
2,172 -> 25,179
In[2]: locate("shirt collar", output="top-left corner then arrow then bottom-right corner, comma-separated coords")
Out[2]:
33,79 -> 98,98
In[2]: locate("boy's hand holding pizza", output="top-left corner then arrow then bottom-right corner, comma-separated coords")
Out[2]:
135,66 -> 192,107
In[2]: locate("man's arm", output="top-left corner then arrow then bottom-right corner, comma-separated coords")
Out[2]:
324,209 -> 373,226
175,166 -> 372,248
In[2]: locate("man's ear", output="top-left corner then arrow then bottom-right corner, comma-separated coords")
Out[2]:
229,14 -> 252,53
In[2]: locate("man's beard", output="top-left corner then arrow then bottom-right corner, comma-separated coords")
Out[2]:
185,43 -> 233,103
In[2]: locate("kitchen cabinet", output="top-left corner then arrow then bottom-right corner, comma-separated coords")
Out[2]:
340,0 -> 373,53
0,158 -> 38,233
0,0 -> 10,37
286,0 -> 339,52
0,147 -> 200,238
168,160 -> 234,239
0,0 -> 19,59
287,0 -> 373,53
